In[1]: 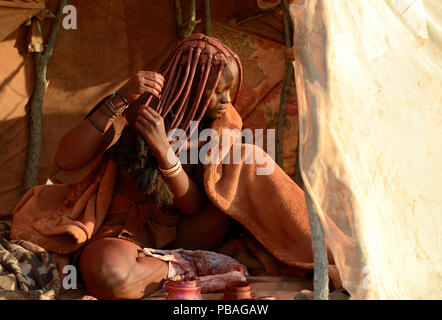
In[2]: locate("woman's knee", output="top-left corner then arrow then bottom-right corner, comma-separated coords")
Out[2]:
78,238 -> 167,299
79,239 -> 134,298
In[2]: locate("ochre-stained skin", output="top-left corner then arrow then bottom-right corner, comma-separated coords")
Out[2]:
55,34 -> 243,299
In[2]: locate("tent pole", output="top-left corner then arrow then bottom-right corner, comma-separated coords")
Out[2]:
204,0 -> 211,36
305,192 -> 329,300
276,0 -> 293,169
24,0 -> 67,193
175,0 -> 197,40
184,0 -> 197,38
286,0 -> 329,299
175,0 -> 184,39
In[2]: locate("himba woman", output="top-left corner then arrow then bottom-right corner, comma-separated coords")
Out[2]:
11,34 -> 341,299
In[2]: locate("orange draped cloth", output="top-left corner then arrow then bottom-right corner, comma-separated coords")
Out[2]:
10,103 -> 341,288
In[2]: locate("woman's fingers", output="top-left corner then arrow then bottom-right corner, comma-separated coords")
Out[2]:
138,105 -> 162,120
134,120 -> 145,132
139,77 -> 163,97
140,83 -> 161,97
145,106 -> 162,119
136,115 -> 152,129
142,79 -> 163,92
138,71 -> 165,88
138,108 -> 157,125
120,70 -> 165,102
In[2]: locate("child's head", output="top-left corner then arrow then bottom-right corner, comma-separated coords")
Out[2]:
157,33 -> 242,132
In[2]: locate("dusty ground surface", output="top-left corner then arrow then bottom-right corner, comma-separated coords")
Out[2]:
57,276 -> 350,300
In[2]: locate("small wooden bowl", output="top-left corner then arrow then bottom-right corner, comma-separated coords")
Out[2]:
224,281 -> 252,300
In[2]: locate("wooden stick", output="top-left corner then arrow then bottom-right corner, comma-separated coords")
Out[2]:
190,0 -> 196,24
175,0 -> 197,39
281,0 -> 291,48
204,0 -> 211,35
305,192 -> 330,300
183,0 -> 196,38
24,0 -> 67,193
286,0 -> 330,300
175,0 -> 184,39
276,0 -> 292,169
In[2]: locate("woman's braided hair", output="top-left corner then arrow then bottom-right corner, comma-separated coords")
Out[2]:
109,33 -> 243,207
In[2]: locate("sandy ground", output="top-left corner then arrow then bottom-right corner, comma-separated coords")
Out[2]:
57,276 -> 349,300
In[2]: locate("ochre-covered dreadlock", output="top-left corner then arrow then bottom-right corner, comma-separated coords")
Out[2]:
109,33 -> 243,207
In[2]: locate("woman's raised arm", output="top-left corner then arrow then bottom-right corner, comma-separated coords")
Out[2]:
54,71 -> 165,171
54,95 -> 127,171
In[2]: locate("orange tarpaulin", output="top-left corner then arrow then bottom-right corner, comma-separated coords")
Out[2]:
0,0 -> 45,42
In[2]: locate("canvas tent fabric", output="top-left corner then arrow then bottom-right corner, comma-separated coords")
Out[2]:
0,0 -> 45,42
0,0 -> 299,217
290,0 -> 441,299
0,0 -> 180,216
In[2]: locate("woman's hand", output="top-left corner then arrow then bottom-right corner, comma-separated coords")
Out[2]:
135,105 -> 170,156
136,106 -> 204,216
118,71 -> 165,102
